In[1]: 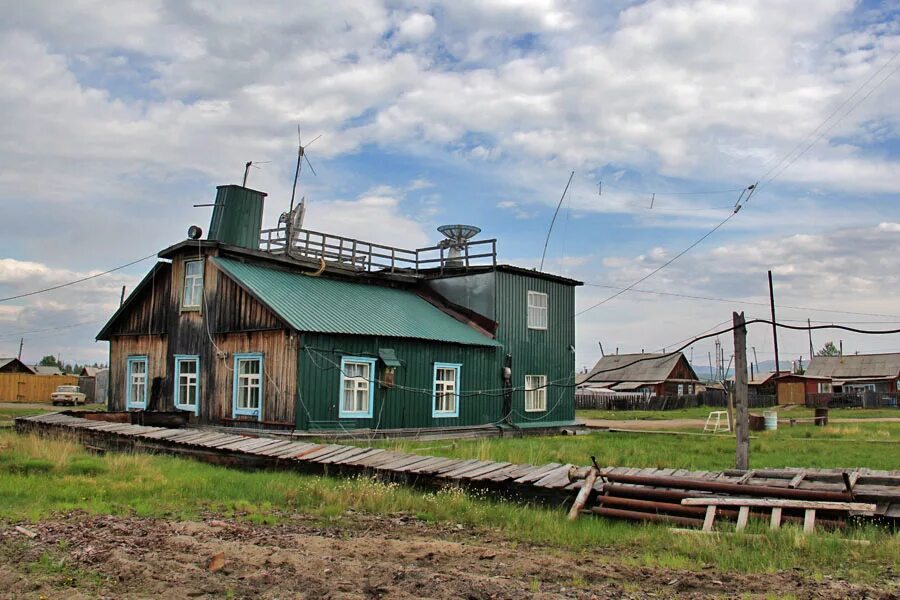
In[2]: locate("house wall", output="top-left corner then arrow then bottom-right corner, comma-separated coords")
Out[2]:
494,271 -> 576,426
296,333 -> 502,430
106,249 -> 296,424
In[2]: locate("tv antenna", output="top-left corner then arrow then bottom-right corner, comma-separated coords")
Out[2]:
242,160 -> 271,187
539,171 -> 574,272
286,126 -> 321,252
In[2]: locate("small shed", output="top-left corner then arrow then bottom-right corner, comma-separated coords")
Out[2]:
0,358 -> 35,374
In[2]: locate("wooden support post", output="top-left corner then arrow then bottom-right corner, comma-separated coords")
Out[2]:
770,507 -> 782,529
736,506 -> 750,531
567,468 -> 599,521
788,472 -> 806,489
702,505 -> 717,532
803,509 -> 816,534
733,312 -> 750,471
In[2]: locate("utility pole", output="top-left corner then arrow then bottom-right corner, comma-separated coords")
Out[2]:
120,286 -> 126,307
752,346 -> 759,375
708,352 -> 713,382
733,312 -> 750,470
768,270 -> 780,374
17,337 -> 24,360
807,318 -> 814,360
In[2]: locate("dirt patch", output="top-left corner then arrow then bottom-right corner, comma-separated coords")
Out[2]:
0,513 -> 895,599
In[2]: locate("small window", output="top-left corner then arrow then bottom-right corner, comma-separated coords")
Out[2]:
433,363 -> 461,417
527,291 -> 548,330
340,357 -> 375,418
174,355 -> 199,414
182,260 -> 204,309
525,374 -> 547,412
677,383 -> 684,396
233,353 -> 262,418
126,356 -> 148,409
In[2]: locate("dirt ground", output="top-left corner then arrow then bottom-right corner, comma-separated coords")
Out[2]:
0,513 -> 896,599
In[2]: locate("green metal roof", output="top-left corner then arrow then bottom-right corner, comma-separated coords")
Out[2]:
213,258 -> 501,347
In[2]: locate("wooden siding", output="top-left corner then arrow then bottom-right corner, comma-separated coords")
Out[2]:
106,248 -> 296,424
494,271 -> 576,426
296,333 -> 502,430
0,374 -> 79,403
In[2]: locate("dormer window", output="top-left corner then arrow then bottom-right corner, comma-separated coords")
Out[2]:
182,260 -> 203,309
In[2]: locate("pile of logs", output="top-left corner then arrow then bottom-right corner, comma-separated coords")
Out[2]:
566,465 -> 876,533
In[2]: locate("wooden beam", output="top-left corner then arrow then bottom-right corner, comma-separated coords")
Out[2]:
770,507 -> 782,529
567,468 -> 598,521
702,505 -> 717,532
735,506 -> 750,531
788,472 -> 806,489
682,498 -> 875,512
803,509 -> 816,534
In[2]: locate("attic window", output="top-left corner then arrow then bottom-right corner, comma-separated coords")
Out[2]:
527,291 -> 548,330
182,260 -> 203,309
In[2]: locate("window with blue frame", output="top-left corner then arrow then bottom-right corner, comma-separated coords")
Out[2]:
432,363 -> 461,418
174,355 -> 200,414
126,356 -> 148,409
233,353 -> 263,419
339,356 -> 375,418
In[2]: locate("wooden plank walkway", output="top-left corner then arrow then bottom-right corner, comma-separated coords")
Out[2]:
13,413 -> 900,516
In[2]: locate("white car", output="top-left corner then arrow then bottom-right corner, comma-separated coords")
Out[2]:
51,385 -> 87,406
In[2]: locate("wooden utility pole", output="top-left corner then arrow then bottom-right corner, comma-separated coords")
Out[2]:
807,318 -> 814,359
17,337 -> 24,360
733,312 -> 750,470
768,270 -> 780,374
120,286 -> 126,307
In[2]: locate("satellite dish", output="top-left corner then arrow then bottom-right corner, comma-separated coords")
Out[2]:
437,224 -> 481,267
187,225 -> 203,240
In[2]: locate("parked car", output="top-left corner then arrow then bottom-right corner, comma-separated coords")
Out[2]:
51,385 -> 86,406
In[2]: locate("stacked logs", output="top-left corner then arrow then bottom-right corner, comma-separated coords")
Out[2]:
567,466 -> 855,530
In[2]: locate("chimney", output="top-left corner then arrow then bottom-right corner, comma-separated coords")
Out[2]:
207,185 -> 267,249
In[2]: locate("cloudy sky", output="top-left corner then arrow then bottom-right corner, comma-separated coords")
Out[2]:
1,0 -> 898,372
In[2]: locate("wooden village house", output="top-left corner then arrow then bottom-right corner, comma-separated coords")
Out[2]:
97,185 -> 582,434
579,352 -> 701,398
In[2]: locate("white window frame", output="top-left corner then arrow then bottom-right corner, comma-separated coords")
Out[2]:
525,374 -> 547,412
182,259 -> 204,310
527,291 -> 548,330
174,355 -> 200,415
432,363 -> 461,418
232,353 -> 263,419
126,356 -> 148,409
339,356 -> 375,418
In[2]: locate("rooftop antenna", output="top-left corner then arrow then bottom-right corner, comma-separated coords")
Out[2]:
437,224 -> 481,267
242,160 -> 271,187
539,170 -> 575,272
286,126 -> 320,252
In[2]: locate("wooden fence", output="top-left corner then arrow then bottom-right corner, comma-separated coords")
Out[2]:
0,373 -> 79,403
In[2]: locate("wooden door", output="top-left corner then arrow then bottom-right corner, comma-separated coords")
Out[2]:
778,382 -> 804,405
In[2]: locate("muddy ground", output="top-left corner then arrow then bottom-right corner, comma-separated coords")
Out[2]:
1,513 -> 897,599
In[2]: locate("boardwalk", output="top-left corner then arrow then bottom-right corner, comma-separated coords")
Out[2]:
15,412 -> 900,518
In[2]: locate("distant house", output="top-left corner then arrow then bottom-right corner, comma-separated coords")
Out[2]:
806,353 -> 900,394
0,358 -> 35,374
80,366 -> 102,377
96,184 -> 582,433
581,352 -> 701,398
32,365 -> 65,376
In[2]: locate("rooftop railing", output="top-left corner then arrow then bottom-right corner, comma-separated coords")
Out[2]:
259,226 -> 497,274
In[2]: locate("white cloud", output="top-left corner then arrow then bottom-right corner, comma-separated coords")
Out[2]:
396,13 -> 436,43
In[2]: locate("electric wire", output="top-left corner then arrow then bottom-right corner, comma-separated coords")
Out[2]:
0,252 -> 159,303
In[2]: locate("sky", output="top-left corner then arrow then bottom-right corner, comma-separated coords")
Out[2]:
0,0 -> 898,372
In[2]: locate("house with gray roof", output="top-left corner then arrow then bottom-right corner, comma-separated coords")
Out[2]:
580,352 -> 700,398
805,353 -> 900,394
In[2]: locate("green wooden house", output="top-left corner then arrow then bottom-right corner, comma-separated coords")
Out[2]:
98,184 -> 581,435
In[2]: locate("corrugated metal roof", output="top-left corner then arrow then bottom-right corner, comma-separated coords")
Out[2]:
213,258 -> 501,347
806,353 -> 900,379
584,352 -> 696,383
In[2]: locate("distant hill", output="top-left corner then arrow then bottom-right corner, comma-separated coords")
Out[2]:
692,359 -> 793,381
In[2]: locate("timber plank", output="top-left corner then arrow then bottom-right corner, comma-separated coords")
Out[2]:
434,459 -> 479,475
334,448 -> 384,466
535,465 -> 575,488
402,456 -> 456,474
194,434 -> 244,448
204,435 -> 251,448
220,438 -> 269,451
442,460 -> 495,479
319,447 -> 371,465
355,451 -> 406,468
269,443 -> 314,458
460,462 -> 513,481
245,439 -> 290,454
376,455 -> 434,472
483,463 -> 533,482
254,441 -> 298,456
287,444 -> 328,459
139,429 -> 187,440
177,432 -> 224,445
302,445 -> 353,462
515,463 -> 563,484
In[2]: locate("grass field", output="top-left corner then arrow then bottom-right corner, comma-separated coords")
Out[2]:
577,405 -> 900,421
0,430 -> 897,585
0,404 -> 105,427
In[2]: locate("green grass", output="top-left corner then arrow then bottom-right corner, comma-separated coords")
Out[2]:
0,404 -> 105,427
0,431 -> 897,584
577,405 -> 900,422
374,425 -> 900,471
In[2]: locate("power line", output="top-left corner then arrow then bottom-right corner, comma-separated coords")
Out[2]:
582,282 -> 900,319
0,319 -> 105,340
576,185 -> 754,317
0,253 -> 158,303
